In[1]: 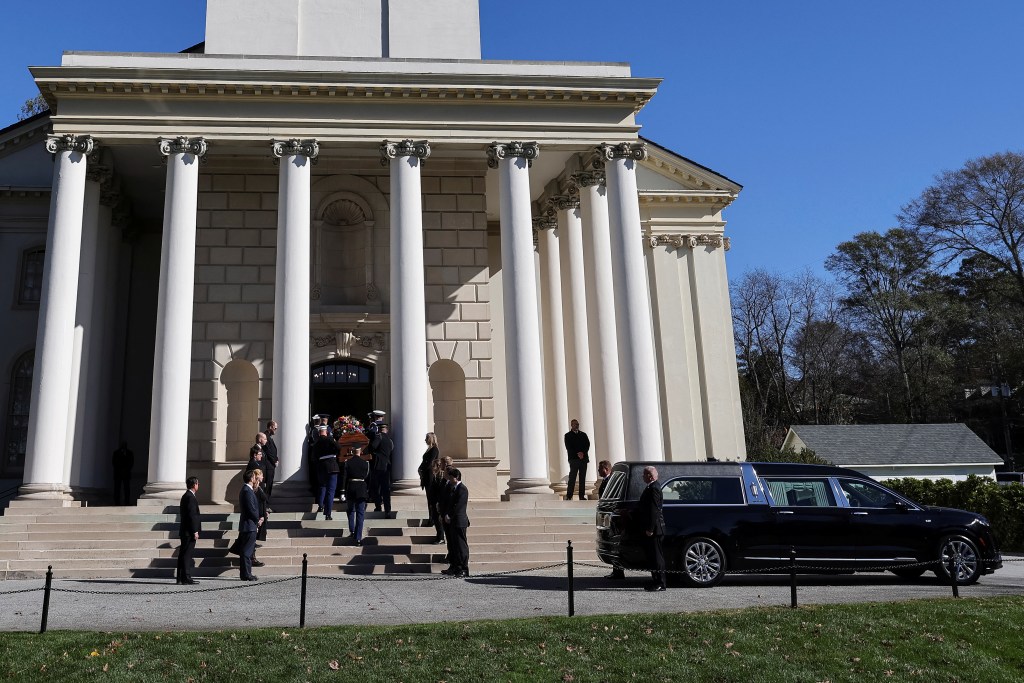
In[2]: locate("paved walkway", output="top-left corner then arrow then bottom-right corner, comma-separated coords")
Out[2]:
3,557 -> 1023,632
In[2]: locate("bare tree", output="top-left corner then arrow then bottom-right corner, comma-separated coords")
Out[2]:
900,151 -> 1024,306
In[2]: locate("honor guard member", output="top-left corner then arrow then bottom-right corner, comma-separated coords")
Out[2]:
313,424 -> 341,519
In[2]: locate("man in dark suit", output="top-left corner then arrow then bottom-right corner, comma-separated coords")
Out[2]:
442,467 -> 470,577
313,424 -> 340,519
638,465 -> 666,591
262,420 -> 279,500
370,424 -> 394,514
564,419 -> 591,500
238,468 -> 263,581
176,476 -> 201,585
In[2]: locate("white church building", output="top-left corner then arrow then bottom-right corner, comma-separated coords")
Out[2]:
0,0 -> 745,505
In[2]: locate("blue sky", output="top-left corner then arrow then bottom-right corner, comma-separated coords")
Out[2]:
3,1 -> 1022,279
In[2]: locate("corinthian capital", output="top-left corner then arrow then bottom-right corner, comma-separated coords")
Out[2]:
45,134 -> 95,156
570,170 -> 606,189
593,142 -> 649,168
272,138 -> 320,160
158,136 -> 208,158
380,139 -> 431,165
547,192 -> 580,212
532,214 -> 557,231
487,141 -> 540,169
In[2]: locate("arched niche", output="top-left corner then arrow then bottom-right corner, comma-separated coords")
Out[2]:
219,359 -> 259,462
310,175 -> 390,307
429,360 -> 468,459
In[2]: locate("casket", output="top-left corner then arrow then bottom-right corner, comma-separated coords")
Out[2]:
338,431 -> 369,449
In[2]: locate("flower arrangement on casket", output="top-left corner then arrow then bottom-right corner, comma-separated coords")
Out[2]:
333,415 -> 369,448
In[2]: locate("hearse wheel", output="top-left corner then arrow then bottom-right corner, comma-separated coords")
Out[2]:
934,535 -> 982,585
680,537 -> 726,587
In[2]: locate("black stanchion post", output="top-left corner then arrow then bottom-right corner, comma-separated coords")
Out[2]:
300,553 -> 308,628
789,547 -> 798,609
948,556 -> 959,599
40,565 -> 53,634
567,540 -> 575,617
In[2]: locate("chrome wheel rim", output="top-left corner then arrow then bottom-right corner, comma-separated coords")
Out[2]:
684,541 -> 722,584
940,539 -> 978,582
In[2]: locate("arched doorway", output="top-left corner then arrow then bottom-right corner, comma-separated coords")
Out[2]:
311,361 -> 375,423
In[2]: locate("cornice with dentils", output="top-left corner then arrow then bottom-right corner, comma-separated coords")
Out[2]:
31,66 -> 661,113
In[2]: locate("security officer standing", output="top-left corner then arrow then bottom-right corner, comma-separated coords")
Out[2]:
370,424 -> 394,515
638,465 -> 666,591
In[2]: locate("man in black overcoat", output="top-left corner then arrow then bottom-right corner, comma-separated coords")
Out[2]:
176,476 -> 201,585
238,469 -> 263,581
262,420 -> 279,500
638,465 -> 666,591
442,467 -> 471,577
563,419 -> 591,500
370,424 -> 394,514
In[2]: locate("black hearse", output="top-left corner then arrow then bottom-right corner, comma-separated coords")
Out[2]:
596,461 -> 1002,587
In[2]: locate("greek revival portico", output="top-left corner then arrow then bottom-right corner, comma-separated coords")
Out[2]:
10,0 -> 746,506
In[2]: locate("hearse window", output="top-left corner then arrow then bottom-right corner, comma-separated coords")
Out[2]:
662,477 -> 743,505
600,471 -> 627,500
837,478 -> 902,509
763,478 -> 836,507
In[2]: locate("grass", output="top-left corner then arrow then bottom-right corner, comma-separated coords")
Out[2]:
2,597 -> 1023,682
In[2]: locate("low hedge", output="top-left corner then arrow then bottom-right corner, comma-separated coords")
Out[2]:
881,476 -> 1024,552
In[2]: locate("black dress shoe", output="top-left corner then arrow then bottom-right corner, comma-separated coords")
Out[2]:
252,559 -> 265,567
431,538 -> 445,545
440,567 -> 457,575
316,507 -> 323,514
182,579 -> 198,585
604,570 -> 625,580
241,575 -> 259,581
324,516 -> 333,521
644,584 -> 666,592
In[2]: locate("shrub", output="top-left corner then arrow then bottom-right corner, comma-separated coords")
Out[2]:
881,476 -> 1024,551
752,446 -> 832,466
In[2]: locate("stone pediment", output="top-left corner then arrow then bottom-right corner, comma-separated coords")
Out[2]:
0,112 -> 51,161
637,136 -> 741,207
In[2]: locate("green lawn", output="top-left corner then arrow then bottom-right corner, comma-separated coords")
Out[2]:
2,597 -> 1023,682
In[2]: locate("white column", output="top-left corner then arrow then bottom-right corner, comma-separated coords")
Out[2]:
65,176 -> 102,492
271,139 -> 318,488
575,170 -> 626,464
535,215 -> 568,493
19,134 -> 94,499
554,193 -> 595,482
488,142 -> 550,495
142,136 -> 207,500
600,142 -> 664,458
382,139 -> 431,492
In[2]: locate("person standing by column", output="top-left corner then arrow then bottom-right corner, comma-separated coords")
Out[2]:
638,465 -> 666,591
371,424 -> 394,515
176,476 -> 201,585
112,441 -> 134,505
564,419 -> 591,501
262,420 -> 279,501
442,467 -> 470,577
238,469 -> 262,581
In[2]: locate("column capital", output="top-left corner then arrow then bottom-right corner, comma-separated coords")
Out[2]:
547,192 -> 580,212
272,138 -> 320,160
45,134 -> 95,156
570,170 -> 606,189
648,233 -> 730,250
532,214 -> 558,231
487,141 -> 540,169
592,142 -> 648,168
158,136 -> 208,158
380,139 -> 431,165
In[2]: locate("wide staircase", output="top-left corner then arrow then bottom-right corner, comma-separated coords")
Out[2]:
0,497 -> 599,580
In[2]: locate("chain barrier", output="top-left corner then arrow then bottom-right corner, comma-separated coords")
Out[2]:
48,575 -> 300,596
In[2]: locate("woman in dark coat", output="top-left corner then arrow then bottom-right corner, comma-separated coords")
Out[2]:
427,454 -> 452,545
